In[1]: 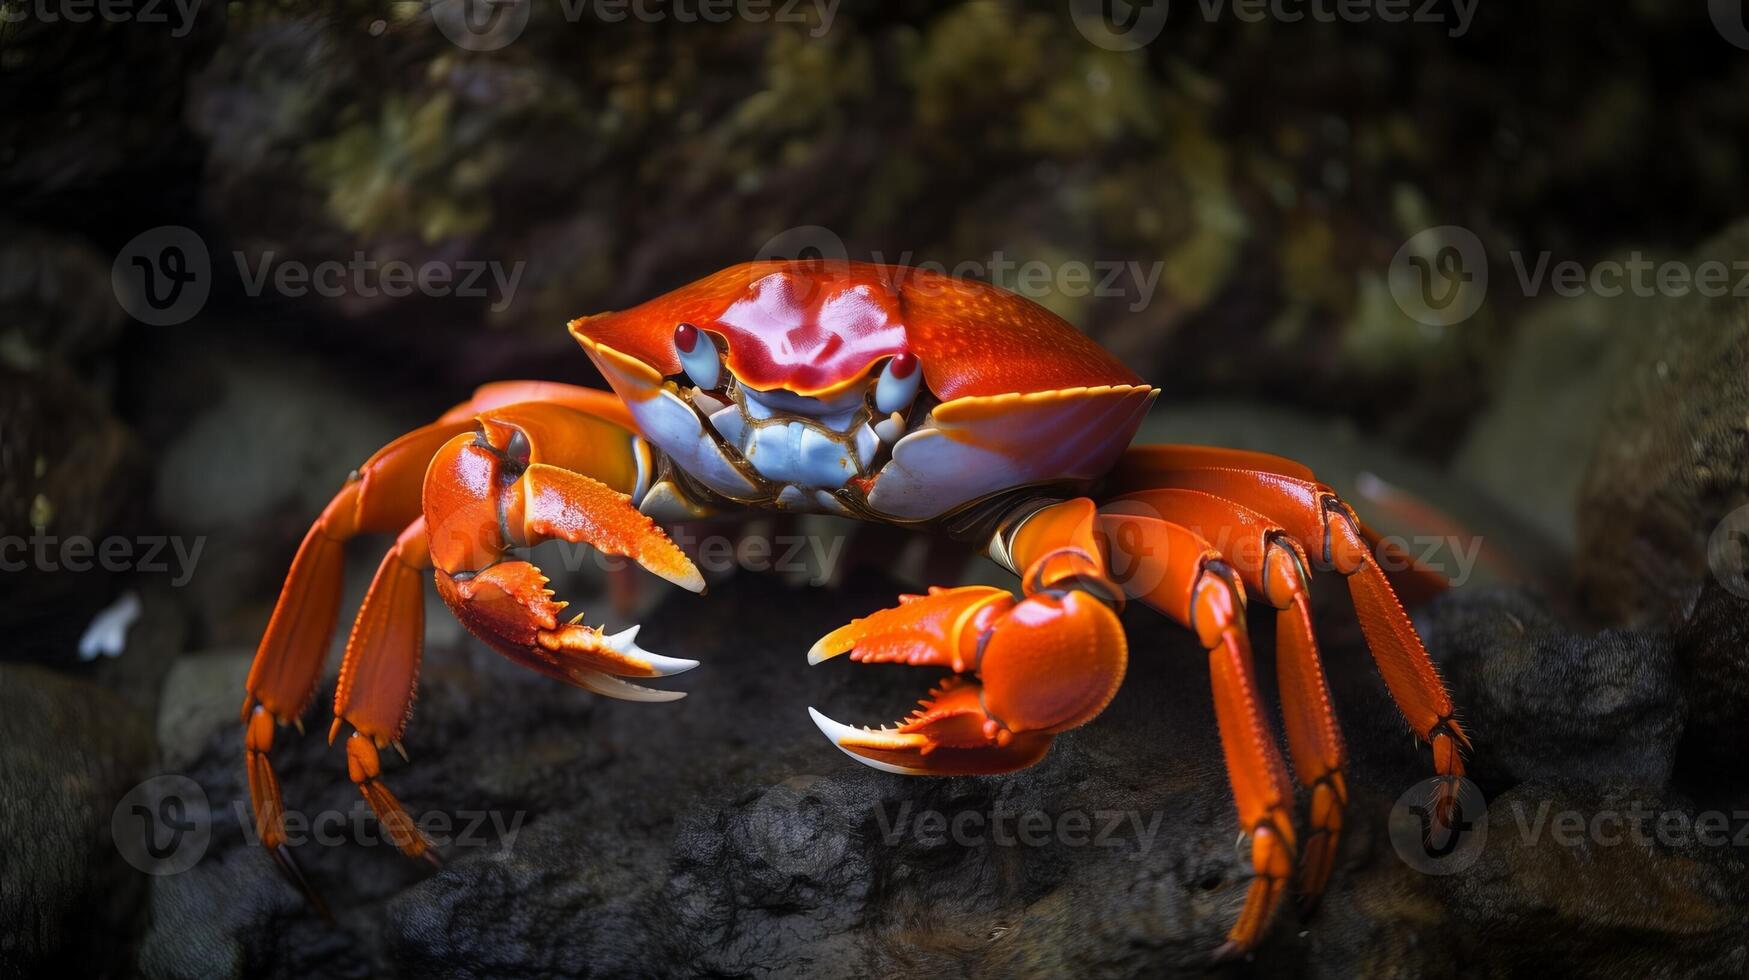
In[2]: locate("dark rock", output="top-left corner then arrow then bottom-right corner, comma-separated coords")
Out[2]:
1417,588 -> 1682,790
132,562 -> 1749,978
0,665 -> 155,977
1576,219 -> 1749,626
1440,782 -> 1749,978
1671,581 -> 1749,783
140,569 -> 1452,977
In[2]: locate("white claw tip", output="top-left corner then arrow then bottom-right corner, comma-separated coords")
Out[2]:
806,707 -> 921,775
609,624 -> 698,676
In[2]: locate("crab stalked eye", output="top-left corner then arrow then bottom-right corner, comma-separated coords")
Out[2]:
675,322 -> 721,390
874,350 -> 920,414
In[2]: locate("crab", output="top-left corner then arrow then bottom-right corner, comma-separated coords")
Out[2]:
241,260 -> 1468,953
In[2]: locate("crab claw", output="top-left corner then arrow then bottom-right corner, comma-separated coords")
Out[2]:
808,585 -> 1127,775
436,562 -> 697,703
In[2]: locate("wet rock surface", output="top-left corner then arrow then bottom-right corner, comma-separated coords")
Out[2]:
1576,221 -> 1749,626
116,565 -> 1749,979
0,666 -> 155,978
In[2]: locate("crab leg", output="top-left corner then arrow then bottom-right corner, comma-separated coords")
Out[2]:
325,518 -> 438,861
242,418 -> 473,901
1109,446 -> 1471,798
243,384 -> 668,900
808,497 -> 1300,954
1108,489 -> 1347,903
1092,509 -> 1299,956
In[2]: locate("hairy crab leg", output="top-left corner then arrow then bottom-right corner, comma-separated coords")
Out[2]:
1107,488 -> 1348,905
1093,510 -> 1298,957
1108,446 -> 1471,803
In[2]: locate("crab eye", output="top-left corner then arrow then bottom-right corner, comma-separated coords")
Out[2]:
874,350 -> 920,414
675,322 -> 721,390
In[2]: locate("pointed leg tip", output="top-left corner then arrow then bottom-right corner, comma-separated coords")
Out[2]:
270,843 -> 333,922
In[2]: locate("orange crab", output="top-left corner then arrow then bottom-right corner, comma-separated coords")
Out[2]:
241,260 -> 1468,953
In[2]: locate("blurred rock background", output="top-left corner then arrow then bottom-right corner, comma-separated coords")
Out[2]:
4,1 -> 1749,976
